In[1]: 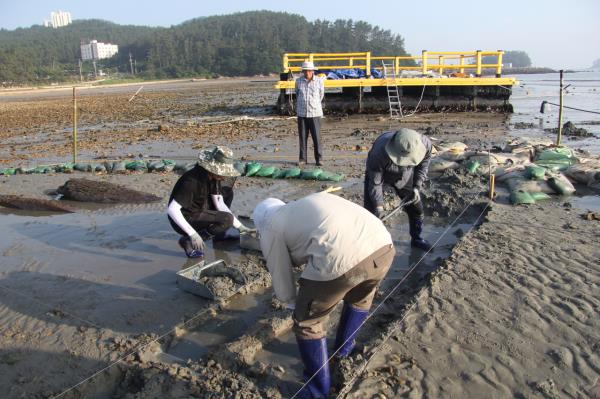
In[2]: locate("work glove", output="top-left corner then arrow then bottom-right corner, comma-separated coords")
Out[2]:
410,188 -> 421,205
189,232 -> 205,252
374,206 -> 384,219
237,224 -> 257,234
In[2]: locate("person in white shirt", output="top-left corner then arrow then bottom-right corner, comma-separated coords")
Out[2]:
253,192 -> 395,398
295,61 -> 325,166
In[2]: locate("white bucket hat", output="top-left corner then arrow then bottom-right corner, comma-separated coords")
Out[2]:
301,61 -> 317,71
252,198 -> 285,232
384,128 -> 427,167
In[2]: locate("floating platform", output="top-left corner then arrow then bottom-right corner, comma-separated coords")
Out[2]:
275,51 -> 518,115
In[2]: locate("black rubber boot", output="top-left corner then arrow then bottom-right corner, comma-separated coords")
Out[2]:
409,216 -> 432,251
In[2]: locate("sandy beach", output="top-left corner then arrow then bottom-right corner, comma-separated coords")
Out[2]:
0,77 -> 599,398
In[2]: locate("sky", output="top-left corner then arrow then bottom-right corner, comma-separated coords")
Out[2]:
1,0 -> 599,69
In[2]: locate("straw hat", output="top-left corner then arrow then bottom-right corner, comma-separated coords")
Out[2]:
197,146 -> 241,177
301,61 -> 317,71
384,129 -> 427,166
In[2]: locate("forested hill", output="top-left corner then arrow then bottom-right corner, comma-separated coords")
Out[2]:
0,11 -> 410,84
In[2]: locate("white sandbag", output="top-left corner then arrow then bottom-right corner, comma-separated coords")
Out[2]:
506,177 -> 554,194
495,167 -> 526,183
429,157 -> 460,173
565,160 -> 600,186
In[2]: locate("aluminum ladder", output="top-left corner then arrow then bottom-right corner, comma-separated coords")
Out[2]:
382,60 -> 402,119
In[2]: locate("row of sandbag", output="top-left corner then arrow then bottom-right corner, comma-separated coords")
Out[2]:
0,159 -> 182,175
238,161 -> 344,182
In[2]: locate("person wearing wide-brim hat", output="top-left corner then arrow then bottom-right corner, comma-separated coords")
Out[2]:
364,128 -> 434,250
295,60 -> 325,166
167,146 -> 254,258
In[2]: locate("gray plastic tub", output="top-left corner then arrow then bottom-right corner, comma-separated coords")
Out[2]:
176,260 -> 247,300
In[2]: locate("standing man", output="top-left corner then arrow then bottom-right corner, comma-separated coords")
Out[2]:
167,146 -> 253,258
253,192 -> 395,398
295,60 -> 325,166
364,128 -> 433,250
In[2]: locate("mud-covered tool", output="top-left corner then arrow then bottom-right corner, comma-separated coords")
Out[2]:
381,196 -> 417,223
176,259 -> 247,300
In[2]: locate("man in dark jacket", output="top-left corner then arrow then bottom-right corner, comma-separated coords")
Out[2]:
364,128 -> 433,250
167,146 -> 253,258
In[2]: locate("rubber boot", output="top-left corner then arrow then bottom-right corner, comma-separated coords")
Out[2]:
333,304 -> 369,358
409,216 -> 432,251
296,337 -> 331,399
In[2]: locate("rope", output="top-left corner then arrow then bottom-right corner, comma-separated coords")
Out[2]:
541,101 -> 600,115
334,199 -> 491,398
290,188 -> 489,399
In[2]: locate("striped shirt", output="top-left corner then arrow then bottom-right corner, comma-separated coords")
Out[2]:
295,76 -> 325,117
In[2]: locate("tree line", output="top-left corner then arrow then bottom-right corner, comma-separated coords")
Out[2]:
0,11 -> 410,85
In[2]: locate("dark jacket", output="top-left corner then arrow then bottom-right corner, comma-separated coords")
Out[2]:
365,131 -> 432,208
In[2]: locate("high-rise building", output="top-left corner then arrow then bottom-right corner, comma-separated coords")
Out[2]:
80,40 -> 119,60
43,10 -> 72,28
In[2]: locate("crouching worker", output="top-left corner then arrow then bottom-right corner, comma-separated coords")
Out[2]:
252,192 -> 395,398
364,128 -> 433,250
167,146 -> 253,258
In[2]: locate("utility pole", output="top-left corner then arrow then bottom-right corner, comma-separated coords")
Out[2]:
78,59 -> 83,82
134,59 -> 137,74
129,52 -> 135,75
557,70 -> 564,146
92,59 -> 98,79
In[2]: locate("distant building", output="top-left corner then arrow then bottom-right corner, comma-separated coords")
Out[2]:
80,40 -> 119,60
43,10 -> 72,28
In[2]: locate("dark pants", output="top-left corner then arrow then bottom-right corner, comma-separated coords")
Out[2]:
297,117 -> 322,163
169,187 -> 234,238
363,183 -> 424,220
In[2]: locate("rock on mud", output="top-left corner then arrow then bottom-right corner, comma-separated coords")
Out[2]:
0,195 -> 75,213
57,178 -> 161,203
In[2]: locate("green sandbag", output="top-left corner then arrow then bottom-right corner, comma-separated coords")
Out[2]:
317,171 -> 345,182
256,166 -> 276,177
272,169 -> 287,179
547,176 -> 574,195
510,190 -> 535,205
535,159 -> 572,172
465,160 -> 480,174
94,164 -> 107,173
112,161 -> 127,174
55,163 -> 74,173
0,168 -> 16,176
234,161 -> 246,176
156,162 -> 175,172
245,162 -> 262,177
16,167 -> 35,174
300,169 -> 323,180
74,163 -> 91,172
33,165 -> 52,174
125,160 -> 147,172
284,168 -> 301,179
537,147 -> 574,161
530,192 -> 551,201
525,165 -> 546,180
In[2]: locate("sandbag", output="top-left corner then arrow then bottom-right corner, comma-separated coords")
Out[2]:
537,147 -> 575,161
147,161 -> 163,172
55,163 -> 74,173
565,162 -> 600,186
300,169 -> 323,180
112,161 -> 127,174
94,164 -> 107,173
530,192 -> 551,201
245,162 -> 262,177
507,177 -> 554,194
510,190 -> 535,205
256,166 -> 276,177
16,167 -> 35,174
125,160 -> 147,172
547,174 -> 576,195
428,158 -> 459,173
465,160 -> 480,174
155,160 -> 175,173
0,168 -> 16,176
317,171 -> 344,182
271,169 -> 287,179
525,165 -> 546,180
234,161 -> 246,176
535,159 -> 572,172
74,163 -> 92,172
33,165 -> 52,174
284,168 -> 302,179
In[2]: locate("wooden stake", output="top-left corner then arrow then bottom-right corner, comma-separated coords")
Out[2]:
489,174 -> 495,200
557,69 -> 564,146
72,87 -> 77,164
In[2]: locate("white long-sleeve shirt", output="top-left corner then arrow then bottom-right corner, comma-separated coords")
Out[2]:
258,192 -> 393,303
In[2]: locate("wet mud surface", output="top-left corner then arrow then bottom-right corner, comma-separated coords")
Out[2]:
1,78 -> 598,398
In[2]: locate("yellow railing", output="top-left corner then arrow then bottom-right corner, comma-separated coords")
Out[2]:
283,50 -> 505,77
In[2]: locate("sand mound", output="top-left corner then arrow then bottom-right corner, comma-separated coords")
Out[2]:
57,178 -> 161,203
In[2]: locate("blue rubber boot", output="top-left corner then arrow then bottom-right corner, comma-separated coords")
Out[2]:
333,304 -> 369,358
296,337 -> 331,398
409,216 -> 432,251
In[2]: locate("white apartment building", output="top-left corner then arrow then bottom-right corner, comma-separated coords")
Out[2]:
80,40 -> 119,60
43,10 -> 72,28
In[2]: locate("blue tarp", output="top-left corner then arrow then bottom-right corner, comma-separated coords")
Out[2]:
324,68 -> 383,79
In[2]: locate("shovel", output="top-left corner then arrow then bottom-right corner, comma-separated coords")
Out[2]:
381,195 -> 418,223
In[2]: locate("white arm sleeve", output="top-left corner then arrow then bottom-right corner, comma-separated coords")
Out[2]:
211,194 -> 242,228
167,199 -> 197,237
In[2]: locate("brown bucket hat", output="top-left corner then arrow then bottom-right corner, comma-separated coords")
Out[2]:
197,146 -> 241,177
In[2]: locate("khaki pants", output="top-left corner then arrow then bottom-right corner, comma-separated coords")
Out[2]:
293,244 -> 395,340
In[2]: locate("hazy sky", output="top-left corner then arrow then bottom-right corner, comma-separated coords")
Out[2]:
1,0 -> 598,69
